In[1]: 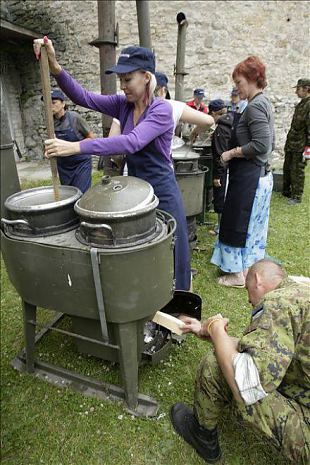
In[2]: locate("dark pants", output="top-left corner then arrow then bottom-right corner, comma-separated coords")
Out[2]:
283,150 -> 306,200
213,171 -> 227,214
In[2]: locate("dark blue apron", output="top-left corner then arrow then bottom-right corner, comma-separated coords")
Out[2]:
127,142 -> 191,291
219,158 -> 262,247
54,112 -> 92,193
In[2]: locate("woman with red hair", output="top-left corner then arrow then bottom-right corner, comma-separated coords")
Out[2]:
211,56 -> 275,287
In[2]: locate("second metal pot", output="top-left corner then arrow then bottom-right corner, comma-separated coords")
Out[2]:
2,185 -> 82,237
74,176 -> 159,248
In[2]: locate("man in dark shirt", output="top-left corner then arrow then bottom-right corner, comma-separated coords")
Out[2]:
283,78 -> 310,204
186,88 -> 208,113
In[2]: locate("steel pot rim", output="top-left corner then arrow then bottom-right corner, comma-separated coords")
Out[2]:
74,194 -> 159,220
4,185 -> 82,212
172,153 -> 200,161
175,169 -> 208,176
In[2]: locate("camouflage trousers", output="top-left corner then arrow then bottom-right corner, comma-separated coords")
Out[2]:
194,352 -> 310,465
282,149 -> 306,200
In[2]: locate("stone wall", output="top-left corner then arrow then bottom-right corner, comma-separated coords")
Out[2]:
1,0 -> 309,162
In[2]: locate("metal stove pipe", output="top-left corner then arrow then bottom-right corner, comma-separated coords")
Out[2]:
0,81 -> 21,218
89,0 -> 118,135
174,12 -> 188,102
136,1 -> 152,49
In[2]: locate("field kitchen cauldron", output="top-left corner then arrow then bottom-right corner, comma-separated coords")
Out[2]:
1,174 -> 181,416
172,142 -> 207,251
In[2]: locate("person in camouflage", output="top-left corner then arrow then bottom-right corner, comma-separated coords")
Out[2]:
170,259 -> 309,464
283,78 -> 310,204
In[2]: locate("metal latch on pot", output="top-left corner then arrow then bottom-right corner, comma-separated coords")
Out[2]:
90,247 -> 109,342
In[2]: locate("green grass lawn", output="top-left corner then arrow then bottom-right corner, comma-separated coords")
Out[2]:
1,168 -> 309,465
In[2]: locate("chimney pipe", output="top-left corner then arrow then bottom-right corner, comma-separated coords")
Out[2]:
174,12 -> 188,102
1,81 -> 21,218
136,1 -> 152,49
89,0 -> 118,135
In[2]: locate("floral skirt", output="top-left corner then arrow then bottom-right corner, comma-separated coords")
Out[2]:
211,172 -> 273,273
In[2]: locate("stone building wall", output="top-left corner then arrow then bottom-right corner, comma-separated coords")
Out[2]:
1,0 -> 309,162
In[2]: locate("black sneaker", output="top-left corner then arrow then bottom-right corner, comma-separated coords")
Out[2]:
170,403 -> 222,463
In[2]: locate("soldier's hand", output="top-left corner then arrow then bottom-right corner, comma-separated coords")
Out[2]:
200,314 -> 229,339
178,315 -> 202,335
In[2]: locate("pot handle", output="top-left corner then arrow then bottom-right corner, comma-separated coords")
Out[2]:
1,218 -> 31,232
80,221 -> 116,246
166,218 -> 176,234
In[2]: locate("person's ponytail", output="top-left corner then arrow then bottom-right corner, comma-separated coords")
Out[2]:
143,72 -> 156,106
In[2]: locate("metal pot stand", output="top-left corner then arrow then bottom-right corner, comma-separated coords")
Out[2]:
12,304 -> 158,418
4,209 -> 176,418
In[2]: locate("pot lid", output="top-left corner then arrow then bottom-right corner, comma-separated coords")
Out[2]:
172,136 -> 185,151
75,175 -> 158,218
172,144 -> 200,160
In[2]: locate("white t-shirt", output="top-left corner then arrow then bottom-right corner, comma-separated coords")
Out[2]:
114,101 -> 186,174
168,99 -> 186,130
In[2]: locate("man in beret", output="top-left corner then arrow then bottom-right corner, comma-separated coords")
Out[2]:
208,99 -> 227,122
283,78 -> 310,204
227,87 -> 248,113
208,100 -> 233,235
186,88 -> 209,113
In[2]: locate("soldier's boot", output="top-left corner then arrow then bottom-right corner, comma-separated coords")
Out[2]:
170,403 -> 222,464
282,190 -> 291,198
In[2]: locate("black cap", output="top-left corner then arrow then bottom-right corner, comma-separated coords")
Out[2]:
105,46 -> 155,75
155,72 -> 168,88
208,99 -> 226,113
194,88 -> 205,97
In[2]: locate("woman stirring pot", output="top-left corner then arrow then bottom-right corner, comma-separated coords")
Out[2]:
33,38 -> 191,291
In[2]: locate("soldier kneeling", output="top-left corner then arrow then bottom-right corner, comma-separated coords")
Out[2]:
170,259 -> 309,465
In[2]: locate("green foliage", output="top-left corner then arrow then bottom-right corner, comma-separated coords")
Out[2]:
1,169 -> 309,465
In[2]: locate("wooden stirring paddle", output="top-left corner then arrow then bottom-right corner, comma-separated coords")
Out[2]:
39,44 -> 60,201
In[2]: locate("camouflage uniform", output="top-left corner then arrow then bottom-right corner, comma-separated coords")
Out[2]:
194,278 -> 310,464
283,96 -> 310,200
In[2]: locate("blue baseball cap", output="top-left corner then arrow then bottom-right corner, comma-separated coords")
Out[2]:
51,89 -> 65,101
41,89 -> 65,102
155,72 -> 168,88
105,46 -> 155,75
194,88 -> 205,97
208,99 -> 226,113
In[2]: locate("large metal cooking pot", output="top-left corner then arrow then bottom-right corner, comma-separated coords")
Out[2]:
2,185 -> 82,237
172,144 -> 207,217
172,144 -> 200,173
75,175 -> 160,248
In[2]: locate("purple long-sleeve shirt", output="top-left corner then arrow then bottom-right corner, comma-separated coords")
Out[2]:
55,69 -> 174,164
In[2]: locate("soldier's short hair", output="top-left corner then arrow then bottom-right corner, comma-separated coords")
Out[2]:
248,259 -> 285,285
